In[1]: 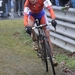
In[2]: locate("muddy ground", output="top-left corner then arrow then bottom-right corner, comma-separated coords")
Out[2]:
0,44 -> 75,75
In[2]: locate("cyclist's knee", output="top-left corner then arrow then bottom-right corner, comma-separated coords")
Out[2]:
44,29 -> 50,35
25,26 -> 32,35
44,29 -> 50,39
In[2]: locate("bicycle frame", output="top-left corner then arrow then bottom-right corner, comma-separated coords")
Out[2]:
33,19 -> 48,42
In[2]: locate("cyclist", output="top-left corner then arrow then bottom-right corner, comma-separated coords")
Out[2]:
23,0 -> 57,65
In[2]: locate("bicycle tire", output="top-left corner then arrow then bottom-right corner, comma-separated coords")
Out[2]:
41,41 -> 48,72
43,37 -> 56,75
36,35 -> 48,72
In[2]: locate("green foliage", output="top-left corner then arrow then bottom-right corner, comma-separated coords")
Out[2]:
56,54 -> 75,70
0,19 -> 34,55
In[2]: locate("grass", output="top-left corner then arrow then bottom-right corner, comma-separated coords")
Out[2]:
0,19 -> 32,50
56,53 -> 75,70
0,19 -> 75,75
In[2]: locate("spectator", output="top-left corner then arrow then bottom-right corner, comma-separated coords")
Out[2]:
15,0 -> 19,16
65,0 -> 75,8
19,0 -> 25,16
50,0 -> 55,5
54,0 -> 69,6
8,0 -> 11,15
1,0 -> 8,17
21,0 -> 26,15
55,0 -> 60,6
15,0 -> 25,16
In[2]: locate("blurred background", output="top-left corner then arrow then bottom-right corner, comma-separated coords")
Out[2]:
0,0 -> 73,18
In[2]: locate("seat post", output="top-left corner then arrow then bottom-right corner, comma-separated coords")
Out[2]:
35,19 -> 39,26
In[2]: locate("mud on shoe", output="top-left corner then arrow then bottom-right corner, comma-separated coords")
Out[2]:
52,57 -> 58,67
37,50 -> 42,58
32,41 -> 38,51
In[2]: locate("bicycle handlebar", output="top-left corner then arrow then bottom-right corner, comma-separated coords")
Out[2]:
32,22 -> 56,32
32,23 -> 51,30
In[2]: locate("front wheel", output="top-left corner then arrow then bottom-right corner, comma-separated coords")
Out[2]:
41,42 -> 48,72
44,38 -> 56,75
36,35 -> 48,72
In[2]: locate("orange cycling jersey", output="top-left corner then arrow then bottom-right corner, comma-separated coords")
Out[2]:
24,0 -> 45,13
24,0 -> 56,26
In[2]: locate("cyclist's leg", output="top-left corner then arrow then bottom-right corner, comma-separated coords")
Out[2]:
28,15 -> 38,50
28,16 -> 34,26
28,16 -> 37,40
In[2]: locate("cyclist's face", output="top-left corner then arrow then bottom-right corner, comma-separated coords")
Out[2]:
29,0 -> 37,4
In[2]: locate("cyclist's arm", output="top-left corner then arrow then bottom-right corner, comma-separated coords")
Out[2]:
24,0 -> 29,26
43,0 -> 56,19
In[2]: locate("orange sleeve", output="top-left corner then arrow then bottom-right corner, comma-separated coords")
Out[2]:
47,6 -> 56,19
24,0 -> 29,26
24,14 -> 28,26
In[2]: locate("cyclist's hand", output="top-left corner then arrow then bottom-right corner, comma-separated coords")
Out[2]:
25,26 -> 32,30
65,5 -> 69,9
62,4 -> 70,10
25,26 -> 32,35
51,20 -> 57,29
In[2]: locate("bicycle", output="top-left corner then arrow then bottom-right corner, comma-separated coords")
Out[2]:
31,19 -> 56,75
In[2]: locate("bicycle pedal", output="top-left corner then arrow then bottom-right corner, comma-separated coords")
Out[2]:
47,57 -> 50,59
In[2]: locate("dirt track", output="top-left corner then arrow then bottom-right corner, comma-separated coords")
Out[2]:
0,46 -> 75,75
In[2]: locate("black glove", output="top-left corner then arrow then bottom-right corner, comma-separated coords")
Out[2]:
51,20 -> 57,28
25,26 -> 32,35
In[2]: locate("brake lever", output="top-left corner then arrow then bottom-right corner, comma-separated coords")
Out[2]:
54,26 -> 56,32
